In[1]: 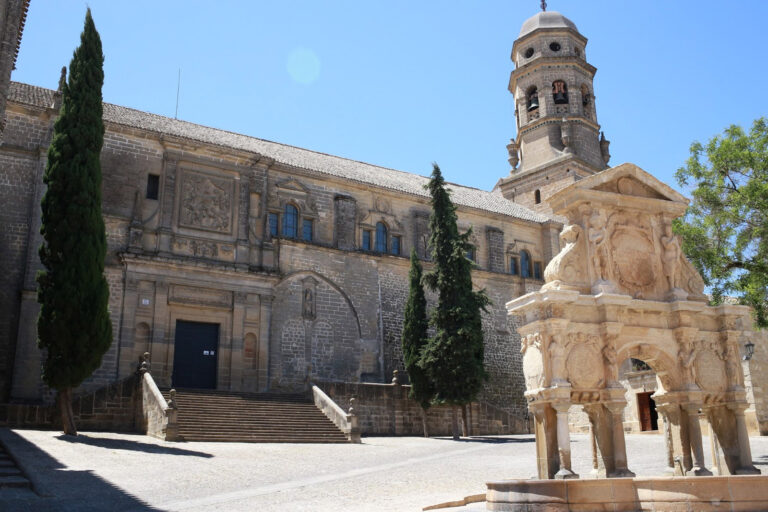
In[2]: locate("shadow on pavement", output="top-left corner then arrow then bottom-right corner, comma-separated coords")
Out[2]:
0,429 -> 163,511
433,436 -> 535,444
56,433 -> 213,458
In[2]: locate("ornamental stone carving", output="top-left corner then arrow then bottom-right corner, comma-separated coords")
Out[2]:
694,348 -> 728,393
566,334 -> 604,389
543,224 -> 588,292
521,333 -> 545,390
179,171 -> 233,233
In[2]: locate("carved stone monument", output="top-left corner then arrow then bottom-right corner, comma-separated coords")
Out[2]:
507,163 -> 761,480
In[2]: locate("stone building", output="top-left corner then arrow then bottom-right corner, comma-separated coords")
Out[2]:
1,8 -> 766,435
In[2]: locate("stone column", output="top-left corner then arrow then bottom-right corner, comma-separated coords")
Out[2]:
117,276 -> 140,378
153,280 -> 171,386
552,401 -> 578,479
682,403 -> 712,476
230,292 -> 247,391
728,403 -> 761,474
530,402 -> 559,479
662,412 -> 675,475
258,295 -> 273,391
605,401 -> 635,477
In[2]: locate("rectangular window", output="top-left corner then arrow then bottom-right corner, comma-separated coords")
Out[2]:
509,258 -> 518,275
302,219 -> 313,242
466,247 -> 475,261
146,174 -> 159,200
533,261 -> 542,280
268,213 -> 279,237
362,230 -> 372,251
391,235 -> 401,255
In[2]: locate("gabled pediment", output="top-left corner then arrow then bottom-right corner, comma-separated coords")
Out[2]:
577,163 -> 687,203
548,162 -> 689,217
275,178 -> 310,194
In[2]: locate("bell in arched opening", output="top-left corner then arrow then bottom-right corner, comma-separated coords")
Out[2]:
527,86 -> 539,111
553,80 -> 569,105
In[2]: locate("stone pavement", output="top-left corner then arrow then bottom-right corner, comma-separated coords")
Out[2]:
1,429 -> 767,512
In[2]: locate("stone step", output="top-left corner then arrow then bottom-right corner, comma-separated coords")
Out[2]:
179,436 -> 348,443
0,475 -> 31,488
0,459 -> 15,467
0,467 -> 22,477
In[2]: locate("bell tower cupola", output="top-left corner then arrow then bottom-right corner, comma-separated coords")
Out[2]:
495,7 -> 610,213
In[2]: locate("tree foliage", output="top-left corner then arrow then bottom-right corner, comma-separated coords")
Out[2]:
402,249 -> 433,410
37,9 -> 111,434
420,163 -> 489,406
674,118 -> 768,328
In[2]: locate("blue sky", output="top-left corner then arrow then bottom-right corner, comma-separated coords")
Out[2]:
13,1 -> 768,194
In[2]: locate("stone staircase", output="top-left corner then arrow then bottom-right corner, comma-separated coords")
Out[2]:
0,442 -> 31,489
163,389 -> 350,443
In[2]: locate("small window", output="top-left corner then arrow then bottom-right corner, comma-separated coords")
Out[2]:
534,189 -> 541,204
533,261 -> 543,280
509,258 -> 518,275
283,204 -> 298,238
520,250 -> 531,278
524,47 -> 534,58
362,230 -> 372,251
375,222 -> 387,253
391,235 -> 401,255
268,213 -> 279,237
146,174 -> 159,200
302,219 -> 313,242
466,246 -> 476,262
549,42 -> 561,52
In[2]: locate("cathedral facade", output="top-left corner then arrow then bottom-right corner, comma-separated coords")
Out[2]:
1,9 -> 766,435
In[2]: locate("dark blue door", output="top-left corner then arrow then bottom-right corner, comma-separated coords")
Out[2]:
172,320 -> 219,389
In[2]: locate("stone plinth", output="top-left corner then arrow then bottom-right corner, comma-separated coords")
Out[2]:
487,475 -> 768,511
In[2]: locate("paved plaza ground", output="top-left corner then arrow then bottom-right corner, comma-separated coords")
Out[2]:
1,429 -> 767,512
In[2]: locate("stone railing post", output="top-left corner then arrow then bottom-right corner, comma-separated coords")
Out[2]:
165,389 -> 179,442
348,397 -> 361,443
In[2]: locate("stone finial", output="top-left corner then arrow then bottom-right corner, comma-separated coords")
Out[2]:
138,352 -> 151,374
541,0 -> 547,11
507,139 -> 520,171
600,131 -> 611,165
561,118 -> 573,154
391,369 -> 400,385
349,397 -> 357,417
167,389 -> 177,409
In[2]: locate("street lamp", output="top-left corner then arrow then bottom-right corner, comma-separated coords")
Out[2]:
743,340 -> 755,361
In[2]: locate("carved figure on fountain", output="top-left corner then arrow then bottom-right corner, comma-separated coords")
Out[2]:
542,224 -> 589,292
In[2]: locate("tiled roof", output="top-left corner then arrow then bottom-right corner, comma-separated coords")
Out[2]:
9,81 -> 549,223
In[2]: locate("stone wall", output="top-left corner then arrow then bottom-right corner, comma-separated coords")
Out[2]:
317,380 -> 529,436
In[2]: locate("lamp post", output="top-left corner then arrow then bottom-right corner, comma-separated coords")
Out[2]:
743,340 -> 755,361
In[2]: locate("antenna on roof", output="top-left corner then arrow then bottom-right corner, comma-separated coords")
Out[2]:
541,0 -> 547,11
174,68 -> 181,119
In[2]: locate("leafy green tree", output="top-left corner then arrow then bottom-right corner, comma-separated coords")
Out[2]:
421,163 -> 489,439
402,248 -> 434,436
37,9 -> 111,436
674,118 -> 768,329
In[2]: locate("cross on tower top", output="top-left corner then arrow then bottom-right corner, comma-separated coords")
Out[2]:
541,1 -> 547,11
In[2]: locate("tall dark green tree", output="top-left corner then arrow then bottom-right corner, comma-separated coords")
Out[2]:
37,9 -> 111,436
674,118 -> 768,329
421,163 -> 489,439
402,248 -> 433,437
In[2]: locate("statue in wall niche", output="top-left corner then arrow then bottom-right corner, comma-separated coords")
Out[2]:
677,336 -> 699,387
542,224 -> 588,291
588,209 -> 615,292
548,334 -> 568,385
602,342 -> 620,386
302,288 -> 316,320
661,223 -> 683,294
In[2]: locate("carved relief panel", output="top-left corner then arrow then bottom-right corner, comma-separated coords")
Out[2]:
177,169 -> 235,234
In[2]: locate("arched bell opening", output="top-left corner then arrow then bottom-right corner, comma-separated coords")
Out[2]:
552,80 -> 569,105
526,85 -> 540,112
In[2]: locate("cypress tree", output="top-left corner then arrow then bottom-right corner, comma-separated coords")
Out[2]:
421,163 -> 489,439
402,248 -> 433,436
37,9 -> 111,436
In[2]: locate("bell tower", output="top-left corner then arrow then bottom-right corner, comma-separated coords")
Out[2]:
495,7 -> 610,213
